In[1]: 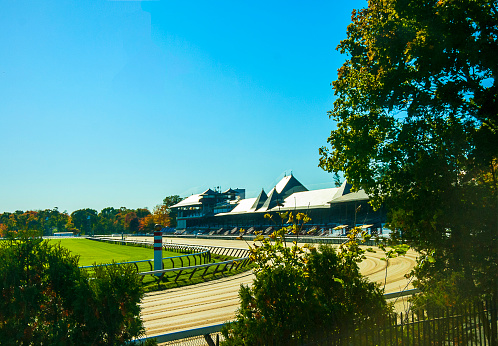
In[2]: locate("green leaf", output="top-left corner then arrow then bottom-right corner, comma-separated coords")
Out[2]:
426,255 -> 436,263
333,277 -> 344,286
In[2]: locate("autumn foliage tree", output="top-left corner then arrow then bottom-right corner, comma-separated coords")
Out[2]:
124,212 -> 139,233
139,214 -> 155,233
319,0 -> 497,305
152,204 -> 170,228
0,207 -> 161,237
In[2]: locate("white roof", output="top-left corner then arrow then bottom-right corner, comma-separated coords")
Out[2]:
217,197 -> 257,215
273,188 -> 341,210
219,187 -> 345,216
171,194 -> 202,208
275,175 -> 292,194
172,178 -> 370,215
330,189 -> 369,203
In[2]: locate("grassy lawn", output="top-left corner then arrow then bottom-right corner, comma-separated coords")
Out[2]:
48,238 -> 254,292
48,238 -> 179,266
146,258 -> 253,292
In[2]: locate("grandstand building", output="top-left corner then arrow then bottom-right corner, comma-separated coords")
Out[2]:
171,174 -> 386,235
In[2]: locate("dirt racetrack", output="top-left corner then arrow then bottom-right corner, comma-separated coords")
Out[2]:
133,237 -> 418,337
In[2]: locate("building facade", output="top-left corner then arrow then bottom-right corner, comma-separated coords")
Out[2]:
171,175 -> 386,234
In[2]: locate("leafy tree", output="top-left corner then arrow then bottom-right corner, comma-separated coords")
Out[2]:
162,195 -> 183,227
162,195 -> 182,207
152,204 -> 171,228
125,212 -> 139,234
135,208 -> 151,219
319,0 -> 497,304
97,207 -> 120,235
65,216 -> 79,235
0,223 -> 7,237
0,209 -> 72,237
37,208 -> 70,236
75,262 -> 145,344
222,213 -> 388,345
0,236 -> 148,345
0,213 -> 15,237
71,209 -> 98,235
17,211 -> 40,234
100,207 -> 119,220
139,214 -> 155,233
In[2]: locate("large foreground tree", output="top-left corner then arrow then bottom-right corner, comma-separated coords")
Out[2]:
0,237 -> 148,345
320,0 -> 497,303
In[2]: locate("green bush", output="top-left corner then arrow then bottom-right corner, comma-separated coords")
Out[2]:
222,213 -> 388,345
0,238 -> 147,345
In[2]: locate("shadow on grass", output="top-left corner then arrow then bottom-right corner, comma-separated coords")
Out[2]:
141,254 -> 255,293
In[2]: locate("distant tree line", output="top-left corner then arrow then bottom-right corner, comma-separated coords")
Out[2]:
0,195 -> 183,237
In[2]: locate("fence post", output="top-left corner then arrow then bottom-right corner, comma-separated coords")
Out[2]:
154,224 -> 163,276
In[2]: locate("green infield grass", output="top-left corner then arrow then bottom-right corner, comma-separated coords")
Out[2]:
48,239 -> 181,266
146,257 -> 253,292
48,238 -> 253,292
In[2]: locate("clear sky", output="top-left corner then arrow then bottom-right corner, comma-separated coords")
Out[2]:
0,0 -> 366,214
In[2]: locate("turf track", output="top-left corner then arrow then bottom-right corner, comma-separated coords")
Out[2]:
47,238 -> 179,267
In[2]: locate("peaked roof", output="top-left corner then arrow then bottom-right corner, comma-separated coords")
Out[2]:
201,189 -> 216,195
170,175 -> 370,214
327,181 -> 353,202
275,174 -> 308,199
259,188 -> 284,212
250,189 -> 268,211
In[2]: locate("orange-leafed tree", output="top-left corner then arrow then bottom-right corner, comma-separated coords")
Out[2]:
152,204 -> 170,228
138,214 -> 155,233
0,223 -> 7,238
65,216 -> 79,235
124,212 -> 139,234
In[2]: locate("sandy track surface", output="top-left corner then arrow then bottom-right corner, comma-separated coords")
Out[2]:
141,271 -> 254,336
134,237 -> 418,337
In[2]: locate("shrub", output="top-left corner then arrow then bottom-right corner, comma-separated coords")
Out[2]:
222,213 -> 388,345
0,237 -> 147,345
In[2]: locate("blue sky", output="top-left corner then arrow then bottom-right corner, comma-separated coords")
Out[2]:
0,0 -> 366,213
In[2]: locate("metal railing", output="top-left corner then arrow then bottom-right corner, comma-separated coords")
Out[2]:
90,236 -> 250,259
133,324 -> 226,345
138,257 -> 251,282
89,236 -> 210,254
313,298 -> 498,345
83,236 -> 256,344
80,237 -> 213,275
83,237 -> 252,282
79,251 -> 212,274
